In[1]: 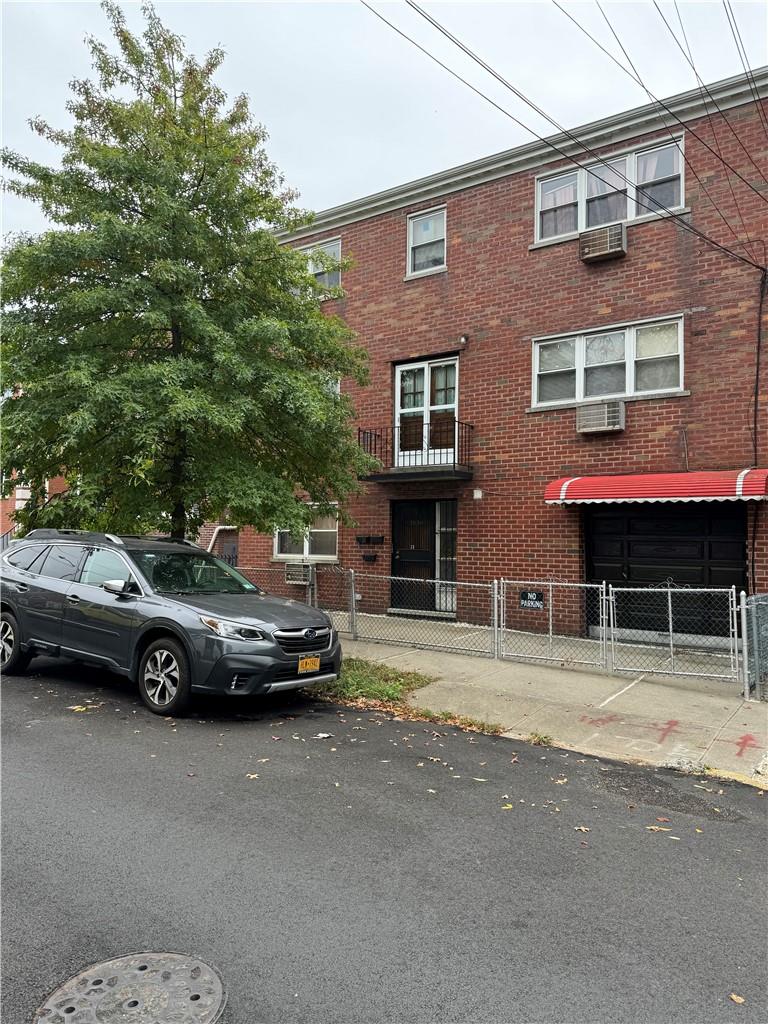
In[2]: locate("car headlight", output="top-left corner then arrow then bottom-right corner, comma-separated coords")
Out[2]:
200,616 -> 265,641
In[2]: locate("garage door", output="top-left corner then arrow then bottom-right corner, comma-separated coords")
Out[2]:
585,503 -> 746,634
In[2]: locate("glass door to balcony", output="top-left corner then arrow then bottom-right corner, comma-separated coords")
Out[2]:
395,359 -> 457,468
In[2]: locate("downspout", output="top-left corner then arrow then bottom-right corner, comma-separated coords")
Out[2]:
206,524 -> 237,554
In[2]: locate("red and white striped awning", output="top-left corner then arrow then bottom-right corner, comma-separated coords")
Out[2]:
544,469 -> 768,504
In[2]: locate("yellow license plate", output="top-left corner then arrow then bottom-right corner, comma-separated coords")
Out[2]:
298,656 -> 321,674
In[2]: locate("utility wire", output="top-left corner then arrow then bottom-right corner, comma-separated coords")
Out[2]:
722,0 -> 768,140
384,0 -> 763,270
550,0 -> 768,204
594,0 -> 759,265
652,0 -> 768,188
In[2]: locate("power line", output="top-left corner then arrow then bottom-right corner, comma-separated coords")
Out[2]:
652,0 -> 768,189
550,0 -> 768,204
670,0 -> 761,265
588,0 -> 761,266
389,0 -> 763,270
722,0 -> 768,140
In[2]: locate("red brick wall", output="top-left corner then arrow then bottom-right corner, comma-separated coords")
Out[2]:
223,100 -> 768,591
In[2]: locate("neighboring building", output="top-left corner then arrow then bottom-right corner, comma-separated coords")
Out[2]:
211,70 -> 768,626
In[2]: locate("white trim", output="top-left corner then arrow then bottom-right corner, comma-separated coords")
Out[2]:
736,468 -> 752,497
532,316 -> 684,409
394,356 -> 459,467
546,495 -> 767,505
559,477 -> 580,501
528,206 -> 692,251
406,206 -> 447,279
273,506 -> 339,562
299,236 -> 342,293
535,136 -> 685,243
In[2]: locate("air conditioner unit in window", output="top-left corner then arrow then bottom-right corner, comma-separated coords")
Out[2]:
579,223 -> 627,263
576,401 -> 626,434
285,562 -> 313,585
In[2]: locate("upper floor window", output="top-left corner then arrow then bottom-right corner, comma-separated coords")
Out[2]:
274,510 -> 338,561
302,238 -> 341,289
407,208 -> 446,277
395,357 -> 458,466
536,141 -> 683,241
533,317 -> 682,407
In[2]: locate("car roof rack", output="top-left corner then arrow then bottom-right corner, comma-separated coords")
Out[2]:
119,535 -> 200,547
24,529 -> 125,545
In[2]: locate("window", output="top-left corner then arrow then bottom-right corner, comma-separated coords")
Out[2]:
5,543 -> 48,572
274,511 -> 338,561
407,208 -> 446,276
80,548 -> 133,587
38,544 -> 83,581
536,140 -> 683,241
395,358 -> 458,465
302,238 -> 341,289
533,318 -> 682,407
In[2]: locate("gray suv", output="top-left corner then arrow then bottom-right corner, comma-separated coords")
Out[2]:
1,529 -> 341,715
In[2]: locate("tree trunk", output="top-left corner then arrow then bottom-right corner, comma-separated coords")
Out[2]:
169,320 -> 186,539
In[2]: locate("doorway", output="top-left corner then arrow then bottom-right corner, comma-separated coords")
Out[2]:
391,499 -> 457,613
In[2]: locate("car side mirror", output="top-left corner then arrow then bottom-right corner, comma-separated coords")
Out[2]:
103,579 -> 137,596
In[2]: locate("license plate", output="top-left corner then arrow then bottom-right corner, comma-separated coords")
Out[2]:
298,656 -> 321,674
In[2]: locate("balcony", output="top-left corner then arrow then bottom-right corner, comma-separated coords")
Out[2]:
358,418 -> 474,482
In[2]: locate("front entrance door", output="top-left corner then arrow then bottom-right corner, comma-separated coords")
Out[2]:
391,500 -> 457,612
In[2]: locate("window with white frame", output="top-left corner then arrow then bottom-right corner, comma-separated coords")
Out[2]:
407,208 -> 446,276
537,140 -> 683,241
302,238 -> 341,289
274,510 -> 338,560
533,318 -> 683,406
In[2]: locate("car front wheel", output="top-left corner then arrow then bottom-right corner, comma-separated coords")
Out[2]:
138,638 -> 191,715
1,612 -> 31,675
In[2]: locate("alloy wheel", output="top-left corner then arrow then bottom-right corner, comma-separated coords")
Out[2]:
0,620 -> 14,667
143,649 -> 180,706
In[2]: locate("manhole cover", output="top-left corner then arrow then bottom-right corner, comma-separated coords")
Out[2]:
34,952 -> 226,1023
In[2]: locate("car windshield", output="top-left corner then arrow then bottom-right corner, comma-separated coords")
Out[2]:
128,549 -> 262,595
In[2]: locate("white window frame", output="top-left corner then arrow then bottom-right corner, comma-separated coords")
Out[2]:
273,506 -> 339,563
394,357 -> 459,466
534,136 -> 685,243
531,315 -> 684,409
300,237 -> 342,293
405,206 -> 447,280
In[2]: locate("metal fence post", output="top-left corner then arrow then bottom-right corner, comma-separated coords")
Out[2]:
749,599 -> 761,700
492,579 -> 500,658
600,581 -> 608,670
547,581 -> 554,658
740,590 -> 751,700
608,584 -> 616,672
348,569 -> 358,640
667,585 -> 675,673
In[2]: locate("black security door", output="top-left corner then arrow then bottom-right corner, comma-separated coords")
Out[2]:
392,500 -> 436,610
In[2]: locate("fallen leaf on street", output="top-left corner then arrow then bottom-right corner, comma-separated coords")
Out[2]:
668,836 -> 681,840
695,828 -> 704,833
271,736 -> 282,741
472,778 -> 488,782
501,804 -> 514,810
312,733 -> 333,739
255,758 -> 270,763
245,774 -> 259,780
656,817 -> 671,822
574,826 -> 590,833
554,778 -> 568,785
427,789 -> 436,794
729,994 -> 745,1005
646,826 -> 672,832
186,772 -> 196,778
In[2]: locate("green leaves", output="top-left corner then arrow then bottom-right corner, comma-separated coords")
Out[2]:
2,1 -> 369,538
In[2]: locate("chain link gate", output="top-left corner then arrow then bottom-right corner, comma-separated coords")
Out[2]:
499,579 -> 608,668
608,584 -> 741,681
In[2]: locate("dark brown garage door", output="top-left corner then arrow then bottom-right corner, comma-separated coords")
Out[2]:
585,503 -> 746,634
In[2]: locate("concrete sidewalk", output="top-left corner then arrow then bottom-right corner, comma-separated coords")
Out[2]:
344,638 -> 768,782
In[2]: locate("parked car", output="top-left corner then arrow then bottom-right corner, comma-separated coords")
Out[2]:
1,529 -> 341,714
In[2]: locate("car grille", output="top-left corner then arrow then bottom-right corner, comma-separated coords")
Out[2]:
272,658 -> 336,684
272,627 -> 332,654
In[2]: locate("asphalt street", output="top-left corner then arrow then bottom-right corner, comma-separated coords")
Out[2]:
3,658 -> 767,1024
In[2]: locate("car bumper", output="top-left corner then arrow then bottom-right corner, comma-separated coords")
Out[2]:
193,638 -> 342,696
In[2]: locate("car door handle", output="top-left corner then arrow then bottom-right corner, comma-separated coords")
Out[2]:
66,594 -> 81,605
15,582 -> 29,592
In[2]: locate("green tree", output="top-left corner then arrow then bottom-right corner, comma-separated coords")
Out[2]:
2,2 -> 369,539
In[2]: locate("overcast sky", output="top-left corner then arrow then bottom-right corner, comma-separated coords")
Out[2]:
3,0 -> 767,234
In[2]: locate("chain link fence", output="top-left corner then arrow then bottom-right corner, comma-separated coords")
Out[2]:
609,584 -> 740,680
746,594 -> 768,699
235,563 -> 750,688
500,580 -> 607,668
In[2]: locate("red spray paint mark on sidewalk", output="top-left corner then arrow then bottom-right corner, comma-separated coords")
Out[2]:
579,713 -> 621,727
649,720 -> 682,745
732,734 -> 761,758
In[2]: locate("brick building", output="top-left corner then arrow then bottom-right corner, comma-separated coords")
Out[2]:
212,70 -> 768,627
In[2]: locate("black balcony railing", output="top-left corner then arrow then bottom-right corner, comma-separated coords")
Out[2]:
358,418 -> 474,480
